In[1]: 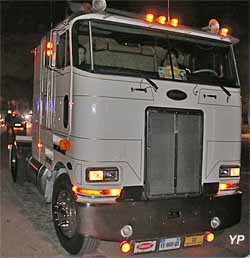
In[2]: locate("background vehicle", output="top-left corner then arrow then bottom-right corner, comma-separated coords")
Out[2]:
0,115 -> 5,127
12,115 -> 27,130
9,1 -> 242,256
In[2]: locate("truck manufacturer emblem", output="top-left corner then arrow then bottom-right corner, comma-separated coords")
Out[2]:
167,90 -> 187,101
134,240 -> 157,254
137,242 -> 154,250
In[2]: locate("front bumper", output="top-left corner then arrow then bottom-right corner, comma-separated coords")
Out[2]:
76,192 -> 242,241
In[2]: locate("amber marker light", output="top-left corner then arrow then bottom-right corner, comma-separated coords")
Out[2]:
120,241 -> 132,253
219,183 -> 239,191
37,141 -> 43,149
59,139 -> 71,151
72,186 -> 121,197
46,41 -> 53,57
220,28 -> 229,37
170,18 -> 179,27
145,13 -> 154,22
205,232 -> 215,242
157,16 -> 167,24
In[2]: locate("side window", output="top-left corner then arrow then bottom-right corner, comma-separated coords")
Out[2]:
72,21 -> 90,70
56,31 -> 70,68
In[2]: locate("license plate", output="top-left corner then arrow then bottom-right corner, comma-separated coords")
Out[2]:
134,240 -> 157,254
184,234 -> 204,247
15,123 -> 21,126
159,237 -> 181,251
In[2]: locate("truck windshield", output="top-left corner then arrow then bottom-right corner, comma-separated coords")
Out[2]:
72,20 -> 238,87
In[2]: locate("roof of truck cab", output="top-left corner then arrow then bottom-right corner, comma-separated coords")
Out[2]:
61,11 -> 238,44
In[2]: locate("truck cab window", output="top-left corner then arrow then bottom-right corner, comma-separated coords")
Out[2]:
168,36 -> 237,86
72,20 -> 238,87
72,21 -> 91,70
56,32 -> 70,68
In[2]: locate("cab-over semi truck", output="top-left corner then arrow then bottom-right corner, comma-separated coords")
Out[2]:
10,1 -> 242,255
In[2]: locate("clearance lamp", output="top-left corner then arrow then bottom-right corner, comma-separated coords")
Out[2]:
170,18 -> 179,27
46,42 -> 53,57
220,27 -> 229,36
145,13 -> 154,22
157,16 -> 167,24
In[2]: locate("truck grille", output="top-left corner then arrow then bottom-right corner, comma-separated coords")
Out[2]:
145,108 -> 203,199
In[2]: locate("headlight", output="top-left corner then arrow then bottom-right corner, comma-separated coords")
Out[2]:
219,166 -> 240,177
86,167 -> 119,182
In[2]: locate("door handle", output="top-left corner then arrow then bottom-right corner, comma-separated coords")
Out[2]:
203,94 -> 217,99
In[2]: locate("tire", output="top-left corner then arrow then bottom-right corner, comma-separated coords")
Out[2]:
52,174 -> 99,255
10,146 -> 17,182
10,145 -> 26,185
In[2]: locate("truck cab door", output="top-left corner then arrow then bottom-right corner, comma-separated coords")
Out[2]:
53,29 -> 71,135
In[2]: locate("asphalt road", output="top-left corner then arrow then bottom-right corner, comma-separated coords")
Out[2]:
0,127 -> 249,258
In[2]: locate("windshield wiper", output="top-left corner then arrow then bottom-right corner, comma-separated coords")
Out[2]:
219,85 -> 231,97
93,66 -> 159,92
144,77 -> 159,92
126,72 -> 159,92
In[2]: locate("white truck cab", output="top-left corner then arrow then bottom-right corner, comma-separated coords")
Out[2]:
11,3 -> 242,255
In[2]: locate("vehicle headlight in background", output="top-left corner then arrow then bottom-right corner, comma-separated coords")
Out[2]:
219,166 -> 240,177
86,167 -> 119,182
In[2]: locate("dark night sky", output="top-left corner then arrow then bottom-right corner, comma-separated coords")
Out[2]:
1,1 -> 249,117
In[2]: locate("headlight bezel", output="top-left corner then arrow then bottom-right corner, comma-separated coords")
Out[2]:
86,167 -> 119,183
219,165 -> 240,178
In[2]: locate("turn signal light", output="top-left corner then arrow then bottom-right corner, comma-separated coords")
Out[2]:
72,185 -> 121,197
205,232 -> 215,242
145,13 -> 154,22
59,139 -> 71,151
219,183 -> 239,191
46,41 -> 53,57
120,241 -> 132,253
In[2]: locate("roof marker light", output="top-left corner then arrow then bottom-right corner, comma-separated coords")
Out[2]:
145,13 -> 154,22
220,27 -> 229,37
157,16 -> 167,24
169,18 -> 179,27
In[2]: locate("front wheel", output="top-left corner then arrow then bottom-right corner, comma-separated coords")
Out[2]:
52,174 -> 98,255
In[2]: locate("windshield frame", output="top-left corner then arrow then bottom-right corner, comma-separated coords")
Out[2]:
72,18 -> 240,88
